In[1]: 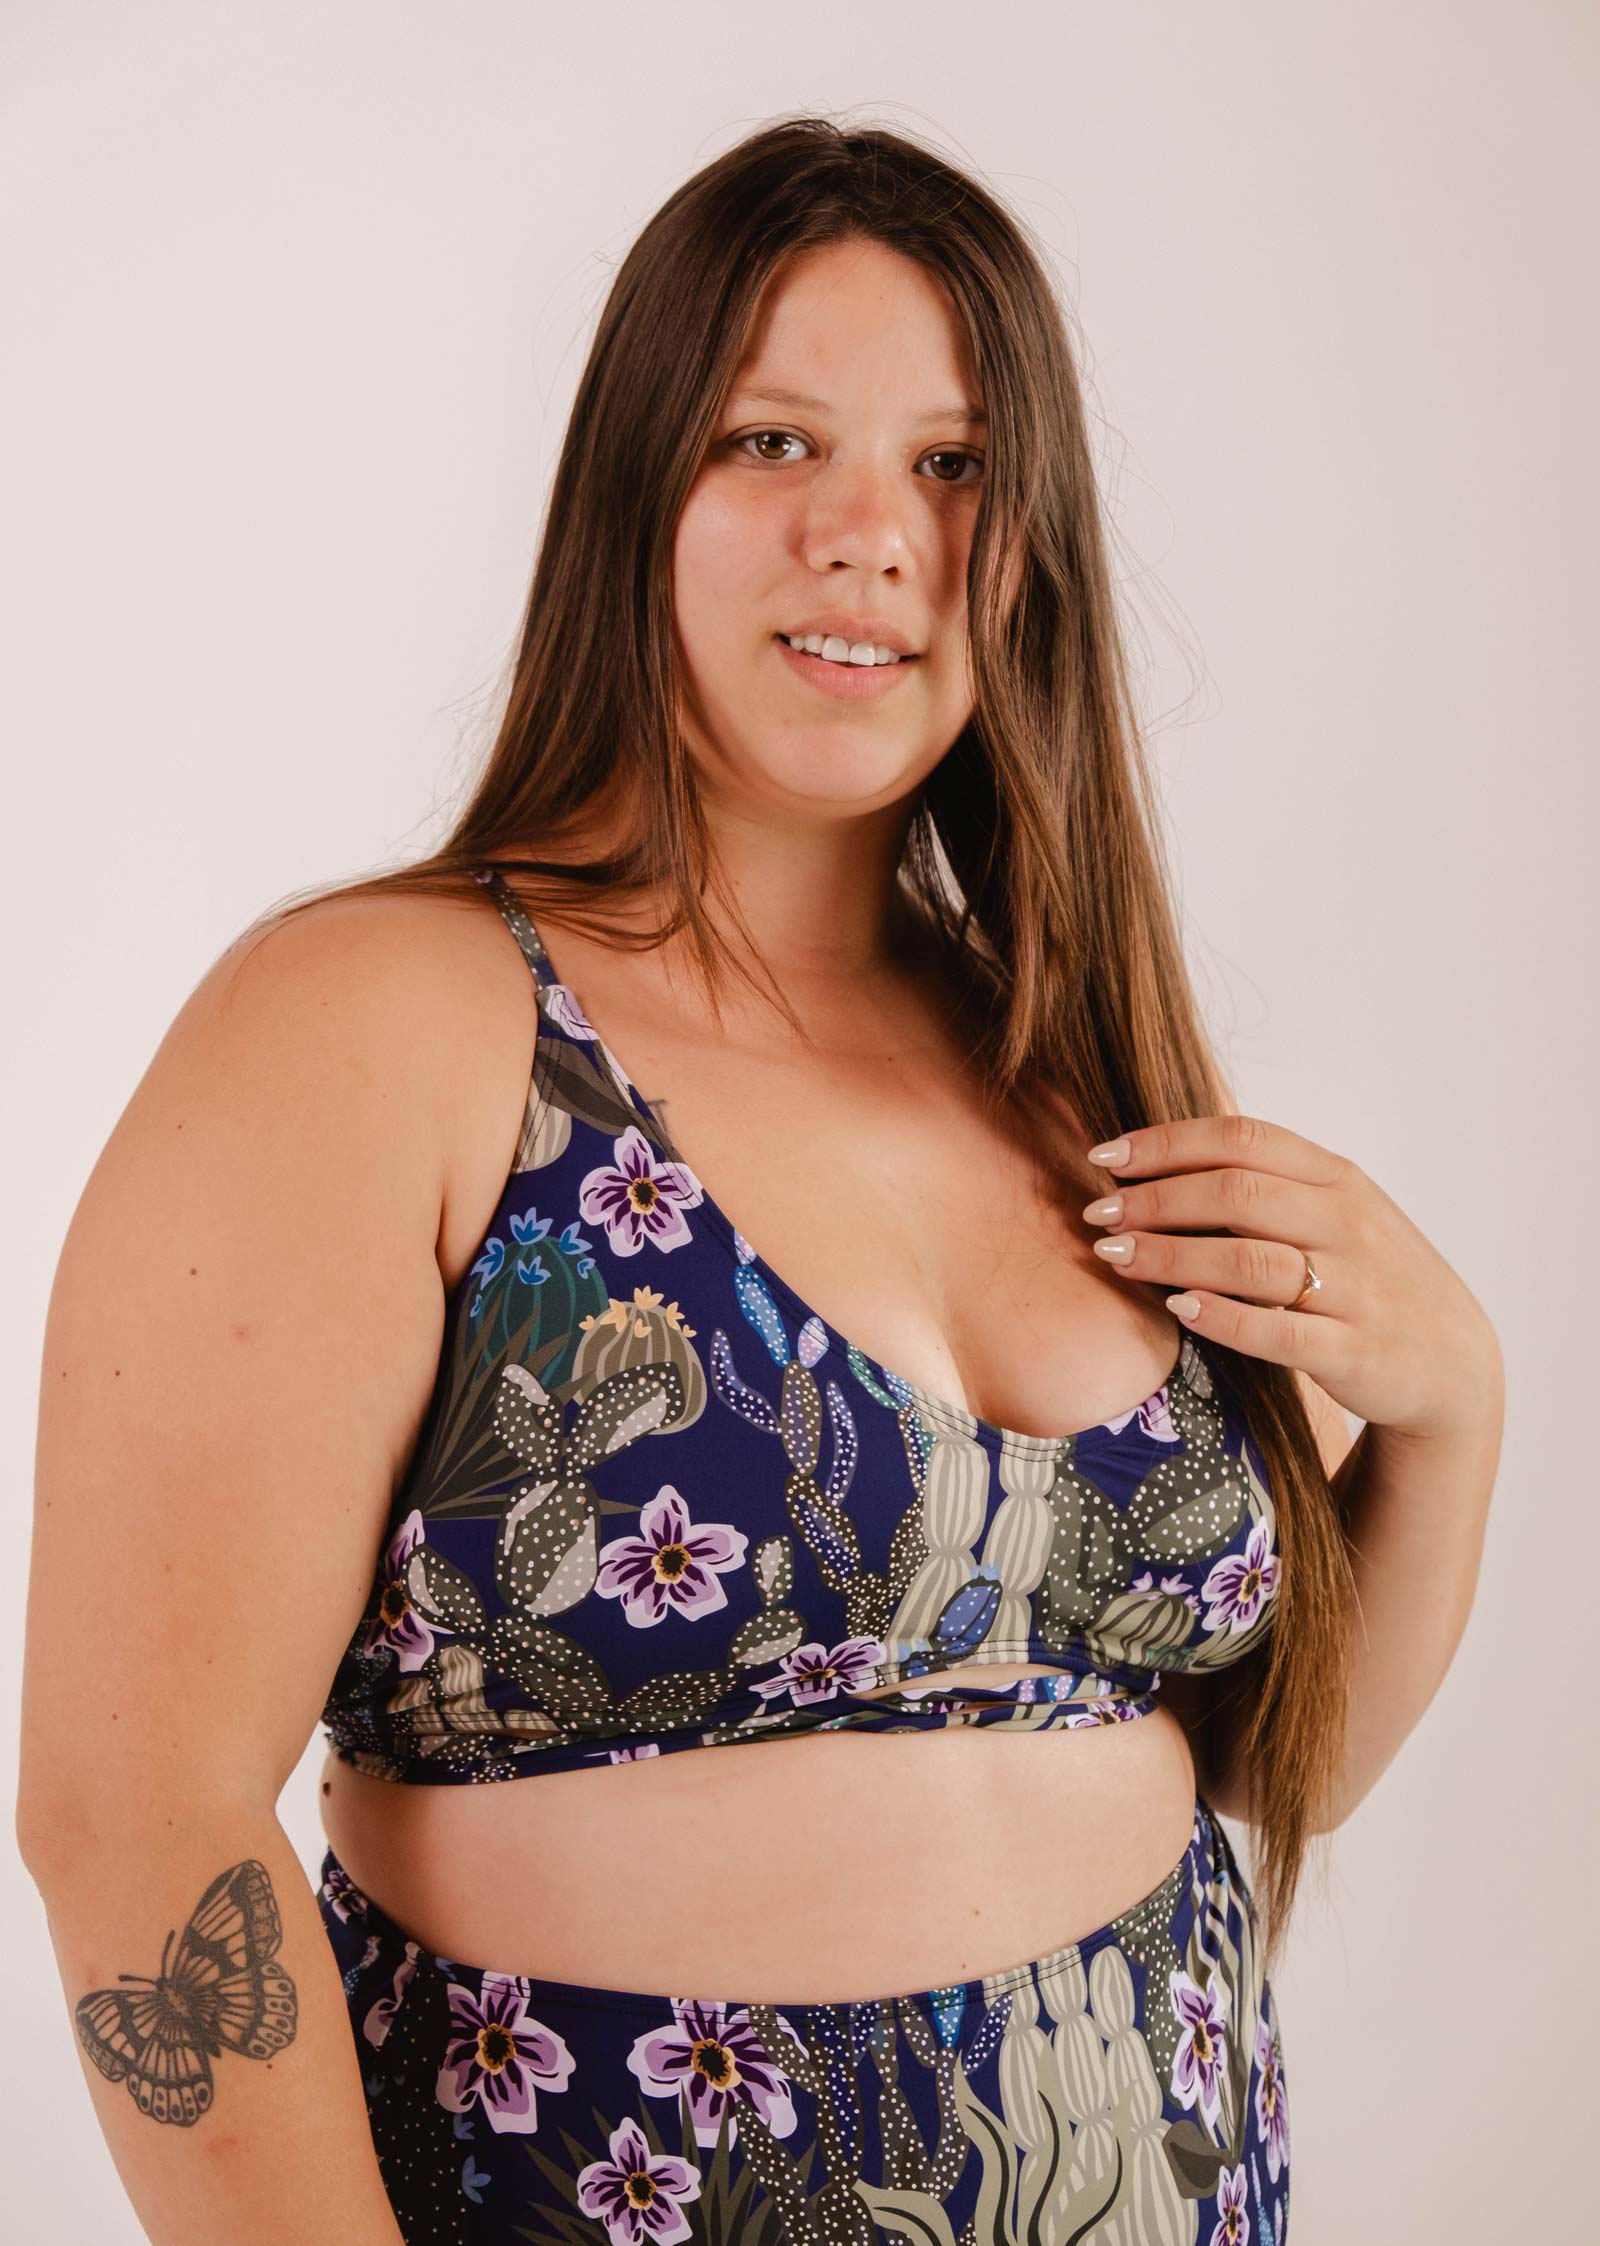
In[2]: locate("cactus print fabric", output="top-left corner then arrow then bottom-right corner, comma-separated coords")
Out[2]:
316,863 -> 1285,1784
318,1794 -> 1288,2243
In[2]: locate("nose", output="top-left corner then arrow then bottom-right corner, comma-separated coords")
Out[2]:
801,456 -> 916,578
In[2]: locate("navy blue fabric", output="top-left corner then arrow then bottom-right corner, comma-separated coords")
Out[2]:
316,863 -> 1285,1785
318,1798 -> 1288,2243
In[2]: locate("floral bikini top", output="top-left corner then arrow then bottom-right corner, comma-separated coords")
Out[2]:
318,864 -> 1283,1784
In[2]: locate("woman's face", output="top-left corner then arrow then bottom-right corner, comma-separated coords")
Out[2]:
672,239 -> 992,821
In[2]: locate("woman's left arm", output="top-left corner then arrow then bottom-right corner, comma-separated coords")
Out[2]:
1082,1108 -> 1505,1833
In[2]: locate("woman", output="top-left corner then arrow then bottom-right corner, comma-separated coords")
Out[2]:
21,120 -> 1503,2245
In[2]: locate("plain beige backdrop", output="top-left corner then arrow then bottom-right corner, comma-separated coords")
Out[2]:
6,3 -> 1595,2238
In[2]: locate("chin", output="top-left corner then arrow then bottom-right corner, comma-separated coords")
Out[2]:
748,751 -> 930,815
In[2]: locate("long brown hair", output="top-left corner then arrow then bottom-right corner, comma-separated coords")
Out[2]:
234,115 -> 1353,1961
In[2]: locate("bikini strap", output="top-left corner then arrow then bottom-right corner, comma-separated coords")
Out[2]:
469,863 -> 555,990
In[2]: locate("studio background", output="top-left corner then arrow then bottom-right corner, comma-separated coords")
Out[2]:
4,4 -> 1593,2237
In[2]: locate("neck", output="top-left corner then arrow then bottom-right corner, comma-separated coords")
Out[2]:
514,779 -> 940,995
690,793 -> 929,987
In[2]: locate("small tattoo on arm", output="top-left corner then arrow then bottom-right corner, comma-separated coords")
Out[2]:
74,1858 -> 298,2126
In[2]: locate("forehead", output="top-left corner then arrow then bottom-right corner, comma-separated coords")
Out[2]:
730,243 -> 984,421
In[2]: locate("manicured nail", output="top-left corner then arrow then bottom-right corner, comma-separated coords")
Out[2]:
1087,1136 -> 1131,1166
1166,1293 -> 1201,1319
1083,1195 -> 1124,1225
1093,1236 -> 1136,1263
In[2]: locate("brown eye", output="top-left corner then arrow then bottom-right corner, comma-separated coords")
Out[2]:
731,430 -> 804,463
923,449 -> 983,485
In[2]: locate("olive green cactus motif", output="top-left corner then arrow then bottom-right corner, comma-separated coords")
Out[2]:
719,1979 -> 1001,2246
374,1342 -> 759,1764
384,1639 -> 563,1767
488,1352 -> 693,1617
1037,1344 -> 1275,1678
488,1330 -> 792,1742
707,1233 -> 915,1651
846,1849 -> 1206,2244
353,1269 -> 732,1765
882,1425 -> 1059,1684
725,1529 -> 810,1672
570,1284 -> 708,1430
402,1197 -> 612,1525
360,1515 -> 579,1774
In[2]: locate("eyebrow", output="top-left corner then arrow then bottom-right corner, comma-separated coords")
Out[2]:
728,383 -> 987,427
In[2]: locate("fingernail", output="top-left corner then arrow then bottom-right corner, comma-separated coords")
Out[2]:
1083,1195 -> 1124,1225
1166,1293 -> 1201,1319
1087,1136 -> 1131,1166
1094,1236 -> 1136,1263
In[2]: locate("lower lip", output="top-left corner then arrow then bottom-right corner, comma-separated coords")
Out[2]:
773,636 -> 918,700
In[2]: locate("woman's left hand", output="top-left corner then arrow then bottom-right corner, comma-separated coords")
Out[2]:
1080,1114 -> 1501,1442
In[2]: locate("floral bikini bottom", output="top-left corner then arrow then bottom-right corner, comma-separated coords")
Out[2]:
316,1793 -> 1289,2244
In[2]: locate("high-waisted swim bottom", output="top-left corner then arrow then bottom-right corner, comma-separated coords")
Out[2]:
316,1793 -> 1288,2243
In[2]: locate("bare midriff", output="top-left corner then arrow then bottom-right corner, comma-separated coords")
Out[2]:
317,1703 -> 1199,2004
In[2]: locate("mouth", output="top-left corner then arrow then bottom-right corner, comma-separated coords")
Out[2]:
771,634 -> 920,701
775,630 -> 918,666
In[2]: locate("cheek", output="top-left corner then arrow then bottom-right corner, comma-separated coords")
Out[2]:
672,489 -> 774,667
676,475 -> 779,575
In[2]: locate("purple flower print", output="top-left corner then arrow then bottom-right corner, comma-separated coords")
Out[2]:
1254,2013 -> 1289,2182
545,983 -> 599,1042
1139,1384 -> 1180,1441
595,1486 -> 749,1627
1103,1383 -> 1179,1442
1169,1967 -> 1229,2133
1200,1519 -> 1281,1637
579,1125 -> 704,1256
436,1972 -> 576,2135
750,1634 -> 885,1706
362,1510 -> 446,1672
576,2114 -> 703,2244
1209,2161 -> 1248,2246
628,1997 -> 805,2149
362,1941 -> 420,2048
1132,1568 -> 1202,1615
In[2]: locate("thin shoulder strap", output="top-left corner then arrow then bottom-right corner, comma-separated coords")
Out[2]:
470,863 -> 555,990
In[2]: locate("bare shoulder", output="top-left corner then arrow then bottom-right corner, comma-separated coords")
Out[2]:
189,879 -> 541,1248
208,878 -> 528,1061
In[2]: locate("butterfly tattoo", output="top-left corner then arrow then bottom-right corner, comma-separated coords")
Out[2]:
74,1857 -> 298,2126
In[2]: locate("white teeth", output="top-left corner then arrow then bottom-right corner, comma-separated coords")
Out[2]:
785,632 -> 903,666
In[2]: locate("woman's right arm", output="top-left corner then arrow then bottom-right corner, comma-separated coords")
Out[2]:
15,891 -> 478,2244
